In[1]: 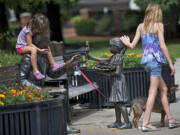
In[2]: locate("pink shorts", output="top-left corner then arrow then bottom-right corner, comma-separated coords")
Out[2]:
16,46 -> 25,56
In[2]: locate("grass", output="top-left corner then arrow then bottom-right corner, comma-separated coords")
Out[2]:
0,50 -> 21,67
65,39 -> 180,58
0,39 -> 179,67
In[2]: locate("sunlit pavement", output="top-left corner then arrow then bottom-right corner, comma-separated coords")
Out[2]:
70,59 -> 180,135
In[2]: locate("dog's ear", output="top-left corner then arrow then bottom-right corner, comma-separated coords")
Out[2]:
170,84 -> 179,93
174,84 -> 179,91
174,84 -> 179,88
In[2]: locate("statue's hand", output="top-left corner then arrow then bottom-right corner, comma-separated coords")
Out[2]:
70,54 -> 81,62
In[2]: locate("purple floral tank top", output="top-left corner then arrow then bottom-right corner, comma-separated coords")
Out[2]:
140,24 -> 166,64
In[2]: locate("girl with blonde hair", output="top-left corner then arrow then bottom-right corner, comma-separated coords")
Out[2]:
120,3 -> 180,131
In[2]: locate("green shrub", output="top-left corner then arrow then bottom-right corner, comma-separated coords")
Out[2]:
71,16 -> 96,36
0,23 -> 18,51
95,15 -> 114,35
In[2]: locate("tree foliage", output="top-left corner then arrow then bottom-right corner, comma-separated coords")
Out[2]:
135,0 -> 180,11
0,0 -> 77,11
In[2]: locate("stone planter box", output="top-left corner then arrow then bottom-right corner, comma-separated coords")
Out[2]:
0,95 -> 67,135
72,64 -> 175,107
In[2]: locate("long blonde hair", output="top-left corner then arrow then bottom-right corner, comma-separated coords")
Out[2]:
143,3 -> 162,33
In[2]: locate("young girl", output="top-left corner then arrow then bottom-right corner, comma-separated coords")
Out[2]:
120,3 -> 180,131
16,14 -> 64,80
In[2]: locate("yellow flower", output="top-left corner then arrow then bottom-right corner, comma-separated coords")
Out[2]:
127,53 -> 135,56
11,89 -> 16,94
0,94 -> 5,99
28,94 -> 33,98
136,54 -> 142,58
0,101 -> 4,105
105,52 -> 114,58
25,86 -> 30,90
20,90 -> 26,95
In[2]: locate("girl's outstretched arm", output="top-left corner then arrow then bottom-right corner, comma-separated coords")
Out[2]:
120,24 -> 141,49
157,23 -> 175,75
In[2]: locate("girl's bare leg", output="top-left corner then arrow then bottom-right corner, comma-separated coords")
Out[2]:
159,77 -> 177,123
142,76 -> 160,128
46,48 -> 56,67
21,46 -> 39,74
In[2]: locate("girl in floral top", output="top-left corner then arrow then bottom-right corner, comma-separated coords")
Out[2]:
16,14 -> 64,80
120,3 -> 180,131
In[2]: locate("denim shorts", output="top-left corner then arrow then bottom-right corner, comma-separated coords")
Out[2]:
143,59 -> 162,76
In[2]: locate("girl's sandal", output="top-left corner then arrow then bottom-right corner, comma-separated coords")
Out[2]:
33,72 -> 45,80
52,63 -> 65,72
168,118 -> 180,129
141,124 -> 161,132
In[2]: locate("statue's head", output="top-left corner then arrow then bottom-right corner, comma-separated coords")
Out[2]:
109,37 -> 127,54
32,34 -> 50,49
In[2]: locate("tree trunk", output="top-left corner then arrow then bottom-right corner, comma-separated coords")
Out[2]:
164,6 -> 179,39
0,2 -> 10,50
46,2 -> 63,42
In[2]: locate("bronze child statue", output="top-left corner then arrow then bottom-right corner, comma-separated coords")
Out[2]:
87,37 -> 132,129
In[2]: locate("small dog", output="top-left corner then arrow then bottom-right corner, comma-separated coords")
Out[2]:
129,85 -> 178,128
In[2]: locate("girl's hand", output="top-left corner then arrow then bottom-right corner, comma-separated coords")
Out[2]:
120,36 -> 131,47
39,49 -> 49,54
169,63 -> 175,76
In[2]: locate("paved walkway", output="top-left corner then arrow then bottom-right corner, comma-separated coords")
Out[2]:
70,59 -> 180,135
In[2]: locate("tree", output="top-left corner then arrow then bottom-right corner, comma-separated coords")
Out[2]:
135,0 -> 180,38
46,0 -> 77,41
0,2 -> 9,50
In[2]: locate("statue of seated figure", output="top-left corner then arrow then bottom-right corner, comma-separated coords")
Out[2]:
18,34 -> 80,134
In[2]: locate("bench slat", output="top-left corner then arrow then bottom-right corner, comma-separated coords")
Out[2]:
69,83 -> 97,99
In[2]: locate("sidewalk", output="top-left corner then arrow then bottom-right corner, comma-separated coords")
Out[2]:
71,59 -> 180,135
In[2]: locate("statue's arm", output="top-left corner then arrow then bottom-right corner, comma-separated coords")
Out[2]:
114,56 -> 124,75
88,54 -> 110,62
115,65 -> 121,75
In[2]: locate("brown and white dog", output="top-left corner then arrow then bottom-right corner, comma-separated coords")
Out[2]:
129,85 -> 178,128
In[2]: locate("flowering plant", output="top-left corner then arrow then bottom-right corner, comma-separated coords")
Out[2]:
85,52 -> 176,69
0,83 -> 52,106
105,52 -> 142,67
124,53 -> 142,67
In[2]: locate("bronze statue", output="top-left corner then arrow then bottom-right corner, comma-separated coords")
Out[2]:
18,35 -> 80,134
87,37 -> 132,129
